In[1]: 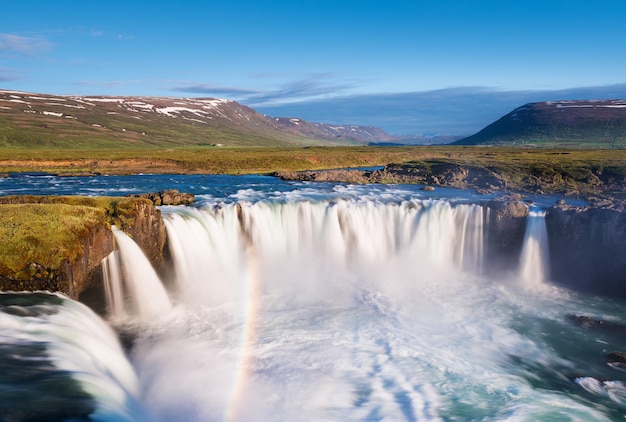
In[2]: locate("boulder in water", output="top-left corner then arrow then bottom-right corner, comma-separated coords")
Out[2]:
606,352 -> 626,371
565,314 -> 626,333
128,189 -> 195,206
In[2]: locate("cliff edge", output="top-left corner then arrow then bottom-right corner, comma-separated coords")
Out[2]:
0,196 -> 166,299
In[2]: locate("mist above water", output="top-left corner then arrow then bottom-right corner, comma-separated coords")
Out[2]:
100,197 -> 626,421
1,173 -> 623,421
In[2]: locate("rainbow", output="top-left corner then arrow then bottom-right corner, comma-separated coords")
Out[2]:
223,245 -> 261,422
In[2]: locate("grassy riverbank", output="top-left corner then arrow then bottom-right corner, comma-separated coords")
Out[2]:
0,146 -> 624,176
0,196 -> 148,282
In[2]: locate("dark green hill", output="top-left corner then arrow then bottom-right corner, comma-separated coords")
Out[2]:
0,90 -> 395,148
453,100 -> 626,148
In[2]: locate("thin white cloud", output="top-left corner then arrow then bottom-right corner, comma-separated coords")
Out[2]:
0,33 -> 52,55
173,83 -> 262,97
173,74 -> 361,105
256,84 -> 626,135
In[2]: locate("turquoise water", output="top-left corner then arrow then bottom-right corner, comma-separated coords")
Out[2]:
0,174 -> 623,421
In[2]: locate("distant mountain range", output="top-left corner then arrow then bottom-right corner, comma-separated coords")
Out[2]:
0,90 -> 396,148
453,100 -> 626,148
256,84 -> 626,136
2,90 -> 625,149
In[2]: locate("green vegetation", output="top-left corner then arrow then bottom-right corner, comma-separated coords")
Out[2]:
0,146 -> 624,179
0,93 -> 351,149
388,148 -> 626,197
0,204 -> 104,280
0,146 -> 429,174
454,101 -> 626,148
0,196 -> 150,280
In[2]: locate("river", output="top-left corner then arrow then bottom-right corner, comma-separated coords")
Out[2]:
0,173 -> 624,421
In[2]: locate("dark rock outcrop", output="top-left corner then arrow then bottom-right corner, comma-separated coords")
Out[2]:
117,199 -> 167,269
64,223 -> 114,298
128,189 -> 195,206
546,204 -> 626,297
566,314 -> 626,333
606,352 -> 626,371
273,170 -> 370,184
418,163 -> 507,192
483,199 -> 529,273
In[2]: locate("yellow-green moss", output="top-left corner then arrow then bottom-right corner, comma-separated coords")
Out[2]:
0,203 -> 105,279
0,196 -> 152,280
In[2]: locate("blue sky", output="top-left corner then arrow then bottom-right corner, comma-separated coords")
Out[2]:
2,0 -> 626,135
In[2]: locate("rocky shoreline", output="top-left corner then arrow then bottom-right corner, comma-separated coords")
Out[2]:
272,159 -> 626,204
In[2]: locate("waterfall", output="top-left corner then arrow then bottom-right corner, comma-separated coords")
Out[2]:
0,292 -> 150,421
455,204 -> 484,274
162,199 -> 486,303
103,250 -> 124,318
518,210 -> 550,287
8,176 -> 626,421
104,227 -> 172,320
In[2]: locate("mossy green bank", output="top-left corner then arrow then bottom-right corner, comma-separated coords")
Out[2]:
0,196 -> 151,282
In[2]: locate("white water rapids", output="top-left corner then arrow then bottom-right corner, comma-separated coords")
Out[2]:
518,210 -> 550,288
4,192 -> 625,421
92,198 -> 625,421
2,172 -> 625,421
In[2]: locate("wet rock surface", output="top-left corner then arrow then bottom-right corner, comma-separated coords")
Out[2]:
128,189 -> 195,206
274,160 -> 625,199
483,199 -> 529,274
546,204 -> 626,297
566,314 -> 626,333
607,352 -> 626,371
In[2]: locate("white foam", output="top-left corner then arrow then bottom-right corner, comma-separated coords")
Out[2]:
518,209 -> 550,288
0,292 -> 148,421
108,227 -> 172,320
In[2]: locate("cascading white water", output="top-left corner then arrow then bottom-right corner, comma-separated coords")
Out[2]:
6,175 -> 626,421
106,227 -> 172,320
103,250 -> 124,318
518,209 -> 550,288
163,200 -> 486,306
0,292 -> 150,421
151,199 -> 494,420
123,197 -> 626,422
455,204 -> 484,273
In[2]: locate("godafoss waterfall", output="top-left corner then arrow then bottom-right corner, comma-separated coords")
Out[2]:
1,174 -> 625,421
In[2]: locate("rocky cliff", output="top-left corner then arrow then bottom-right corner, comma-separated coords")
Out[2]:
480,199 -> 626,298
483,199 -> 529,274
0,196 -> 167,300
546,203 -> 626,297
